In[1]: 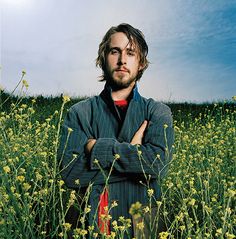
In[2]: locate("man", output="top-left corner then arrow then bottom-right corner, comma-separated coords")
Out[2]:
58,23 -> 174,237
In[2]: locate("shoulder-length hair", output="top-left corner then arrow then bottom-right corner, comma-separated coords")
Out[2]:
96,23 -> 149,81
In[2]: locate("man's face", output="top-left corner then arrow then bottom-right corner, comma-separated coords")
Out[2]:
105,32 -> 143,89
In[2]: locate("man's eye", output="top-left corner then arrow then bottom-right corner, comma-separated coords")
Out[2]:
127,51 -> 135,56
111,49 -> 119,54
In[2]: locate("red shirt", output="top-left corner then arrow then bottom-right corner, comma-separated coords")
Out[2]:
98,99 -> 129,234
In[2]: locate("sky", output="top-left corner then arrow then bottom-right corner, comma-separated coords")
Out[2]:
1,0 -> 236,102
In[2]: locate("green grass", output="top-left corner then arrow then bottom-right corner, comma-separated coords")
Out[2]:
0,88 -> 235,239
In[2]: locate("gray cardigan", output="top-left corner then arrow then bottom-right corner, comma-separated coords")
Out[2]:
58,83 -> 174,235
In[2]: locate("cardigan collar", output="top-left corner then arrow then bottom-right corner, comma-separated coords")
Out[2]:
100,82 -> 141,123
100,82 -> 141,104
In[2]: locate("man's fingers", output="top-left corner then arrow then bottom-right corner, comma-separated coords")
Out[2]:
138,120 -> 148,135
85,139 -> 96,154
130,120 -> 148,145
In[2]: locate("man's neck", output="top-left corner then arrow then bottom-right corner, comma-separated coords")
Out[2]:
111,83 -> 135,101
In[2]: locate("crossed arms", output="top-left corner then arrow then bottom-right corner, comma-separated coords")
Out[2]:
58,102 -> 174,188
86,120 -> 148,154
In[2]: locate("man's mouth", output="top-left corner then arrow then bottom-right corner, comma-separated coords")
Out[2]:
115,68 -> 129,73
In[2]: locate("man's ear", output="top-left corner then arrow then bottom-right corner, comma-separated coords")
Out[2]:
138,63 -> 145,71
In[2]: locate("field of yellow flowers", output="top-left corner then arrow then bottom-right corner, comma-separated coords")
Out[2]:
0,80 -> 235,238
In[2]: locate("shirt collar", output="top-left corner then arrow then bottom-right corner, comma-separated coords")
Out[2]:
132,84 -> 141,101
101,82 -> 141,103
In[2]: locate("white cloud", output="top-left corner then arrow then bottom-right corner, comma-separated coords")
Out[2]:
1,0 -> 235,102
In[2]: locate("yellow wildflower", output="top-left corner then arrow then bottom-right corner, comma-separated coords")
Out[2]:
215,228 -> 223,236
179,225 -> 185,231
114,154 -> 120,160
84,205 -> 91,214
10,186 -> 16,193
156,200 -> 162,207
58,180 -> 64,187
112,220 -> 119,230
62,222 -> 71,231
228,189 -> 236,197
23,183 -> 31,191
93,232 -> 98,238
159,231 -> 169,239
3,166 -> 11,174
22,79 -> 29,89
225,232 -> 235,239
68,190 -> 76,206
62,95 -> 70,103
110,231 -> 116,238
17,175 -> 25,182
143,206 -> 150,213
147,188 -> 154,197
88,225 -> 94,232
163,124 -> 168,129
68,127 -> 73,133
129,201 -> 142,219
80,229 -> 88,236
75,179 -> 80,185
36,172 -> 43,181
0,219 -> 5,225
136,221 -> 144,230
111,200 -> 118,208
188,198 -> 196,206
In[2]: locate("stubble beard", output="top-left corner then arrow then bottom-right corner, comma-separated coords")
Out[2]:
105,70 -> 137,91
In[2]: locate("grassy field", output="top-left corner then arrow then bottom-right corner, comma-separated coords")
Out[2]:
0,83 -> 235,238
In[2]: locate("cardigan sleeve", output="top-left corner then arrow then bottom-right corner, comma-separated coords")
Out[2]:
58,107 -> 127,188
90,103 -> 174,179
58,107 -> 97,188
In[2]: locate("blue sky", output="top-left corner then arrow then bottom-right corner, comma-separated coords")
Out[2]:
1,0 -> 236,102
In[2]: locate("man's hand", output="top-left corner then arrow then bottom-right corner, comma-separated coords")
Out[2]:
85,121 -> 148,154
130,120 -> 148,145
85,138 -> 97,155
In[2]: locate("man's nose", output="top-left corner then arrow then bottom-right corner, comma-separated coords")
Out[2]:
118,52 -> 126,65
